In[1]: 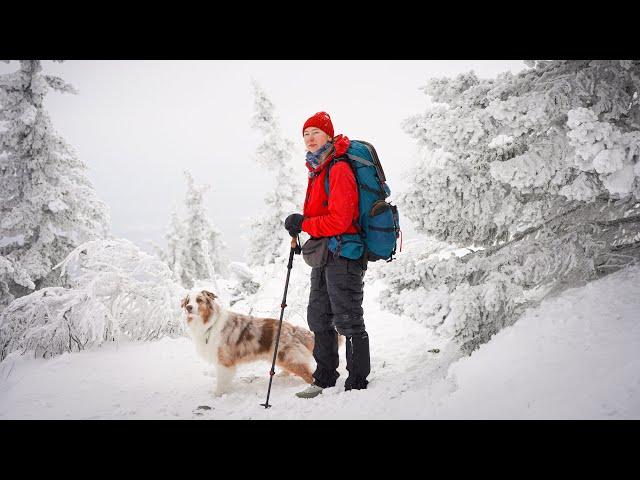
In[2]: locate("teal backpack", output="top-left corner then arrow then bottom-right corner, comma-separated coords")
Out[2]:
325,140 -> 401,262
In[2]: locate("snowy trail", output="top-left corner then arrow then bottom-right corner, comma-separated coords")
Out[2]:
0,278 -> 444,419
1,265 -> 639,419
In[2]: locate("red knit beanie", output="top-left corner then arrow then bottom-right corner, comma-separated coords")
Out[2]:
302,111 -> 334,138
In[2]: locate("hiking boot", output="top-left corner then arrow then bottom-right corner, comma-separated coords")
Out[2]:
295,384 -> 323,399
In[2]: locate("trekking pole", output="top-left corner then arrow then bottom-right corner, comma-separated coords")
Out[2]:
261,234 -> 301,409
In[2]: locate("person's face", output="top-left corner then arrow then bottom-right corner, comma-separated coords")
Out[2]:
303,127 -> 331,153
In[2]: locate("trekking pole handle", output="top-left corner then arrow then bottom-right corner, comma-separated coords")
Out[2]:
291,236 -> 298,249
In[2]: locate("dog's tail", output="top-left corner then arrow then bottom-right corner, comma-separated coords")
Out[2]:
302,329 -> 314,353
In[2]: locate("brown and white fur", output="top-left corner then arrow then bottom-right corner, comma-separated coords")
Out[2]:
182,290 -> 315,396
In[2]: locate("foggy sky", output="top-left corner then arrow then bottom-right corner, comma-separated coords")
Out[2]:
0,60 -> 527,261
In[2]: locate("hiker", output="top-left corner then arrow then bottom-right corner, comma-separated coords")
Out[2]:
284,111 -> 371,399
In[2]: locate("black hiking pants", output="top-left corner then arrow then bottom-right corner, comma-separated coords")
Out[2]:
307,253 -> 370,390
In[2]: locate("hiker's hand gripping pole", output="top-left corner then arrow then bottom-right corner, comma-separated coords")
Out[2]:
291,234 -> 302,255
260,234 -> 300,409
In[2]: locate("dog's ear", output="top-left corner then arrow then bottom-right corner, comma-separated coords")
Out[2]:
202,290 -> 217,304
181,295 -> 189,309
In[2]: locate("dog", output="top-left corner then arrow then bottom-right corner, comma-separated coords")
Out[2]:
181,290 -> 315,395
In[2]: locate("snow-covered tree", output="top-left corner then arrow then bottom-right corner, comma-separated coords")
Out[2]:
245,80 -> 304,266
0,256 -> 15,308
0,60 -> 110,310
175,171 -> 229,288
151,204 -> 184,284
383,60 -> 640,354
164,206 -> 183,273
0,238 -> 186,362
227,261 -> 260,306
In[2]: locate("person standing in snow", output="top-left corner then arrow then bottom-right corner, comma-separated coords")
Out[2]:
284,111 -> 370,399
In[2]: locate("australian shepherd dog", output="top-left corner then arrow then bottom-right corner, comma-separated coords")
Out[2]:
181,290 -> 315,395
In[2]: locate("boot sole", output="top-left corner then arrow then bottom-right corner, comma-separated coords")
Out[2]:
295,391 -> 323,399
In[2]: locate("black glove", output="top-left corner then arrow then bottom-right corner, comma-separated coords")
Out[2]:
284,213 -> 304,237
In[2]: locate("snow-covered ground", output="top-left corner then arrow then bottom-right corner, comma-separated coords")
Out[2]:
1,263 -> 639,419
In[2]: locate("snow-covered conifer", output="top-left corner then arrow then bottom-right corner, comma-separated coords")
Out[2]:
227,261 -> 260,306
0,238 -> 186,361
165,206 -> 183,272
387,60 -> 640,353
151,205 -> 184,284
245,80 -> 304,266
176,171 -> 229,288
0,60 -> 109,310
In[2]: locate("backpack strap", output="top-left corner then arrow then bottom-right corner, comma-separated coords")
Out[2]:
325,156 -> 381,196
346,153 -> 373,167
325,157 -> 363,238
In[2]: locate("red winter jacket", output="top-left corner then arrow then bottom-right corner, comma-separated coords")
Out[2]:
301,135 -> 359,238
